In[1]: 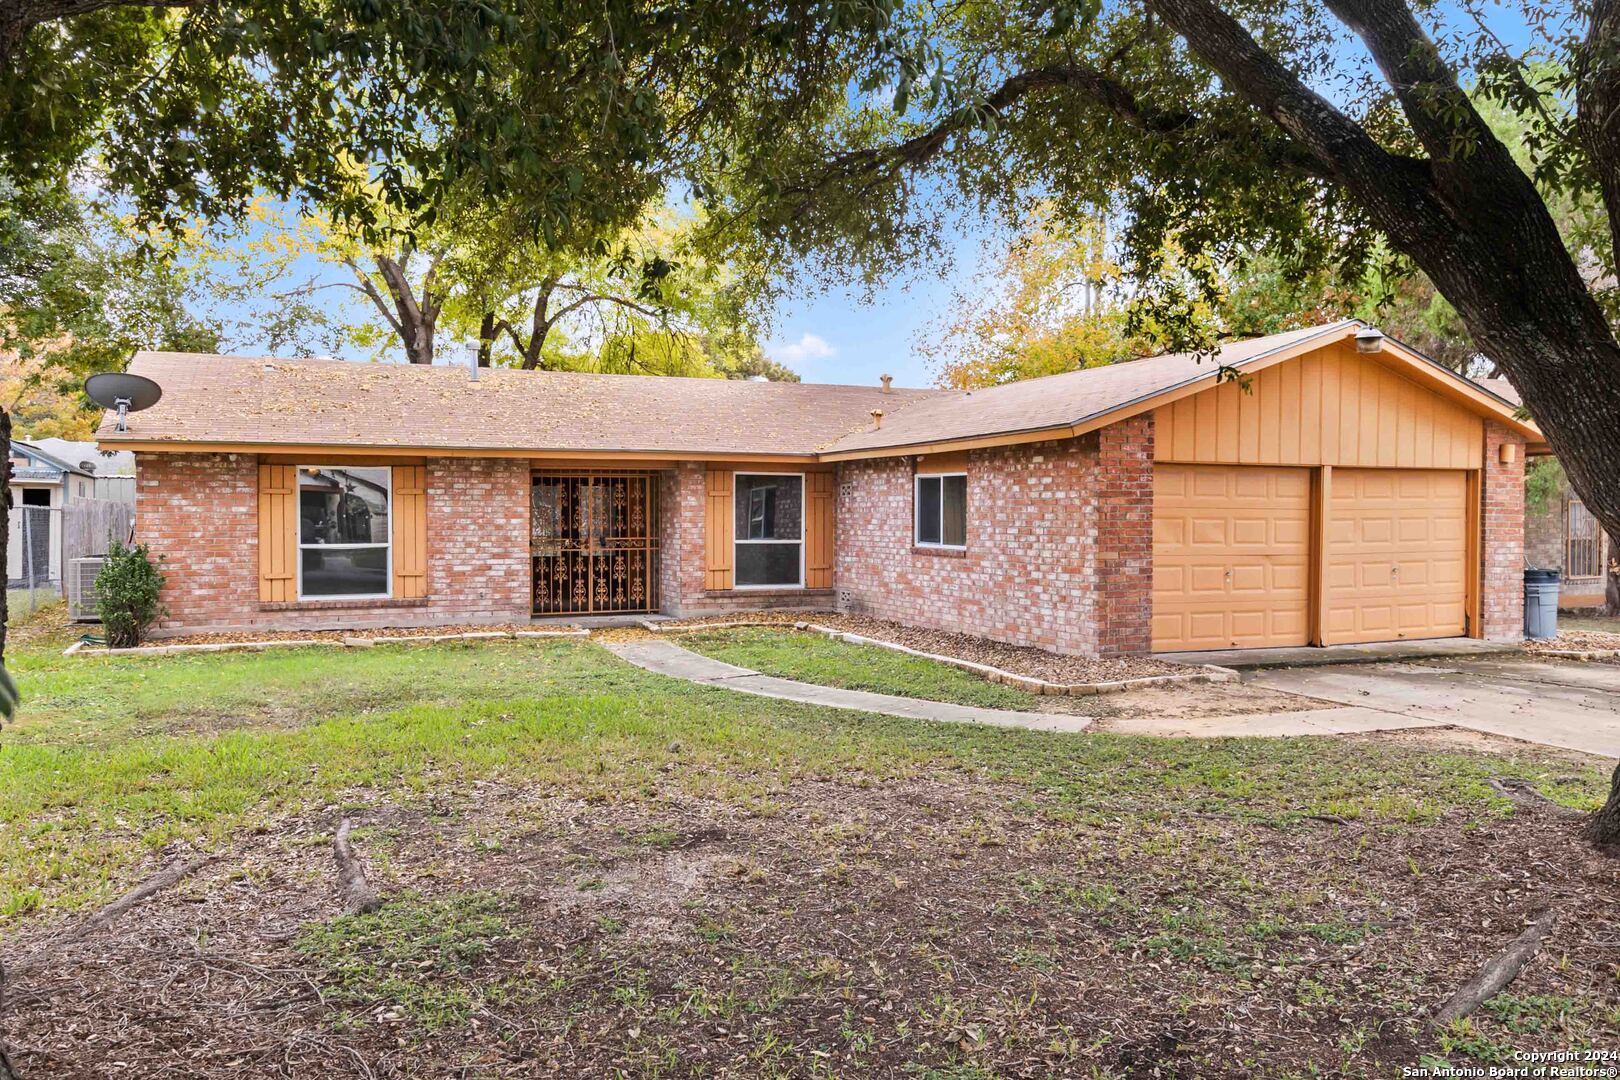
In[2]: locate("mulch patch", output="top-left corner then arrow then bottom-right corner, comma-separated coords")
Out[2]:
6,764 -> 1616,1078
130,623 -> 578,647
659,611 -> 1190,684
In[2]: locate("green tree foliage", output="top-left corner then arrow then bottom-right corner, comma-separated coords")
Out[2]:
1,0 -> 912,248
921,207 -> 1350,389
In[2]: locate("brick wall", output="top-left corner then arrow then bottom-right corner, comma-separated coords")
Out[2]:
1524,480 -> 1566,572
658,462 -> 836,616
137,453 -> 259,632
833,420 -> 1154,657
1481,422 -> 1526,641
1093,415 -> 1155,655
137,453 -> 532,634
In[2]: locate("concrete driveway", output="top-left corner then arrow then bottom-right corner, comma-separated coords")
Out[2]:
1249,656 -> 1620,757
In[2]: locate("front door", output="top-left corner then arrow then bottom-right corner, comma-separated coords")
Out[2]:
532,472 -> 661,615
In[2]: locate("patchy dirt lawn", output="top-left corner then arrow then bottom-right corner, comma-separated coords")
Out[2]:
3,611 -> 1617,1077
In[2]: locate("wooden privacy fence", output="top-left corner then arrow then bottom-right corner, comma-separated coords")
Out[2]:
63,498 -> 135,567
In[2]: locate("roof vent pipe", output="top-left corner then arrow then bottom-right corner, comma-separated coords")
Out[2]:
880,374 -> 892,392
870,409 -> 884,430
466,342 -> 481,382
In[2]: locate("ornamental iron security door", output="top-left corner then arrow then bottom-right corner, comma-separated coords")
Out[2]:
531,472 -> 661,615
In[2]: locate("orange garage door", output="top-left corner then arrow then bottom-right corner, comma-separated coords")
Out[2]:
1152,464 -> 1311,652
1323,469 -> 1467,644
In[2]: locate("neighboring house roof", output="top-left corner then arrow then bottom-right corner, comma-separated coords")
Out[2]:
97,352 -> 942,459
1477,377 -> 1519,405
10,439 -> 94,482
27,438 -> 136,476
97,321 -> 1541,460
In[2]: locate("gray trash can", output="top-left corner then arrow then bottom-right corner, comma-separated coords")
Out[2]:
1523,568 -> 1561,640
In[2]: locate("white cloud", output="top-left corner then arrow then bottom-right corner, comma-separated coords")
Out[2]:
768,332 -> 837,367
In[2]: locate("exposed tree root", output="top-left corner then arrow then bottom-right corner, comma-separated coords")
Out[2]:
333,819 -> 383,916
7,854 -> 212,979
1488,778 -> 1582,818
1433,908 -> 1558,1025
1304,813 -> 1352,826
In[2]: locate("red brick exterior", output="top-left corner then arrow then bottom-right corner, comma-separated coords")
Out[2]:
1093,415 -> 1155,655
1481,421 -> 1526,641
657,462 -> 836,617
833,418 -> 1155,657
135,409 -> 1519,653
137,453 -> 531,634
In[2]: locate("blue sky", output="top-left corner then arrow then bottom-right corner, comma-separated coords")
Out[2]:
759,220 -> 991,389
214,201 -> 995,391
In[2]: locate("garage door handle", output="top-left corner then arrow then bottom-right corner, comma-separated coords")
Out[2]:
1224,568 -> 1232,583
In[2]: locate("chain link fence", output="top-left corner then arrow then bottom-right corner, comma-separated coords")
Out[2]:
7,500 -> 135,623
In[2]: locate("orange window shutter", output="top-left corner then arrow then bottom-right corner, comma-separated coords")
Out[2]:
806,471 -> 836,589
257,463 -> 297,602
704,468 -> 734,590
392,465 -> 428,599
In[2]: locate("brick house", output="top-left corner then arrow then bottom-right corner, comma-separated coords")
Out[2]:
1477,378 -> 1607,610
99,321 -> 1540,654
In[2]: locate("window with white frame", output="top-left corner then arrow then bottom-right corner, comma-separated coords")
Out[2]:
298,466 -> 392,598
915,472 -> 967,548
734,473 -> 803,587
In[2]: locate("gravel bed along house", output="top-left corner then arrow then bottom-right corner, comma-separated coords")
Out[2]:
1525,627 -> 1620,655
656,611 -> 1189,684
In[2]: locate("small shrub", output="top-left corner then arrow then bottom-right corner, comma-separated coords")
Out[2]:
96,537 -> 165,648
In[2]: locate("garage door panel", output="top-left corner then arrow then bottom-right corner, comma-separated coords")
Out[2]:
1153,463 -> 1311,652
1324,468 -> 1467,645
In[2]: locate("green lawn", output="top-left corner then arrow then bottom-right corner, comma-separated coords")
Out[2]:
3,609 -> 1616,1076
678,626 -> 1058,710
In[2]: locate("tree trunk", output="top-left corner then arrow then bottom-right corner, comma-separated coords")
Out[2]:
374,254 -> 439,365
1591,764 -> 1620,847
1,407 -> 9,665
477,313 -> 497,367
0,409 -> 17,1079
1605,531 -> 1619,617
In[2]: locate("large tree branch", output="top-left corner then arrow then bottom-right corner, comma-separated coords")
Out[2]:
1146,0 -> 1461,252
341,258 -> 402,334
1323,0 -> 1542,207
0,0 -> 201,69
1578,0 -> 1620,265
803,61 -> 1308,195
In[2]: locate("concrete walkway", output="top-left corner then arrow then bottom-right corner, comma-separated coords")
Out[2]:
1104,706 -> 1439,739
601,638 -> 1093,733
1252,657 -> 1620,757
1159,637 -> 1517,669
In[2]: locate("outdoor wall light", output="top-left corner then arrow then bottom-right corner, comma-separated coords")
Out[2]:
1499,442 -> 1518,465
1354,327 -> 1386,354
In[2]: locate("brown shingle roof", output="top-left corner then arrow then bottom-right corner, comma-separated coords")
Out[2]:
100,322 -> 1535,458
97,352 -> 942,456
821,322 -> 1361,454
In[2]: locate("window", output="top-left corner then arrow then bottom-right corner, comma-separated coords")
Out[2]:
298,466 -> 391,598
1569,499 -> 1603,578
734,473 -> 803,587
915,473 -> 967,548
